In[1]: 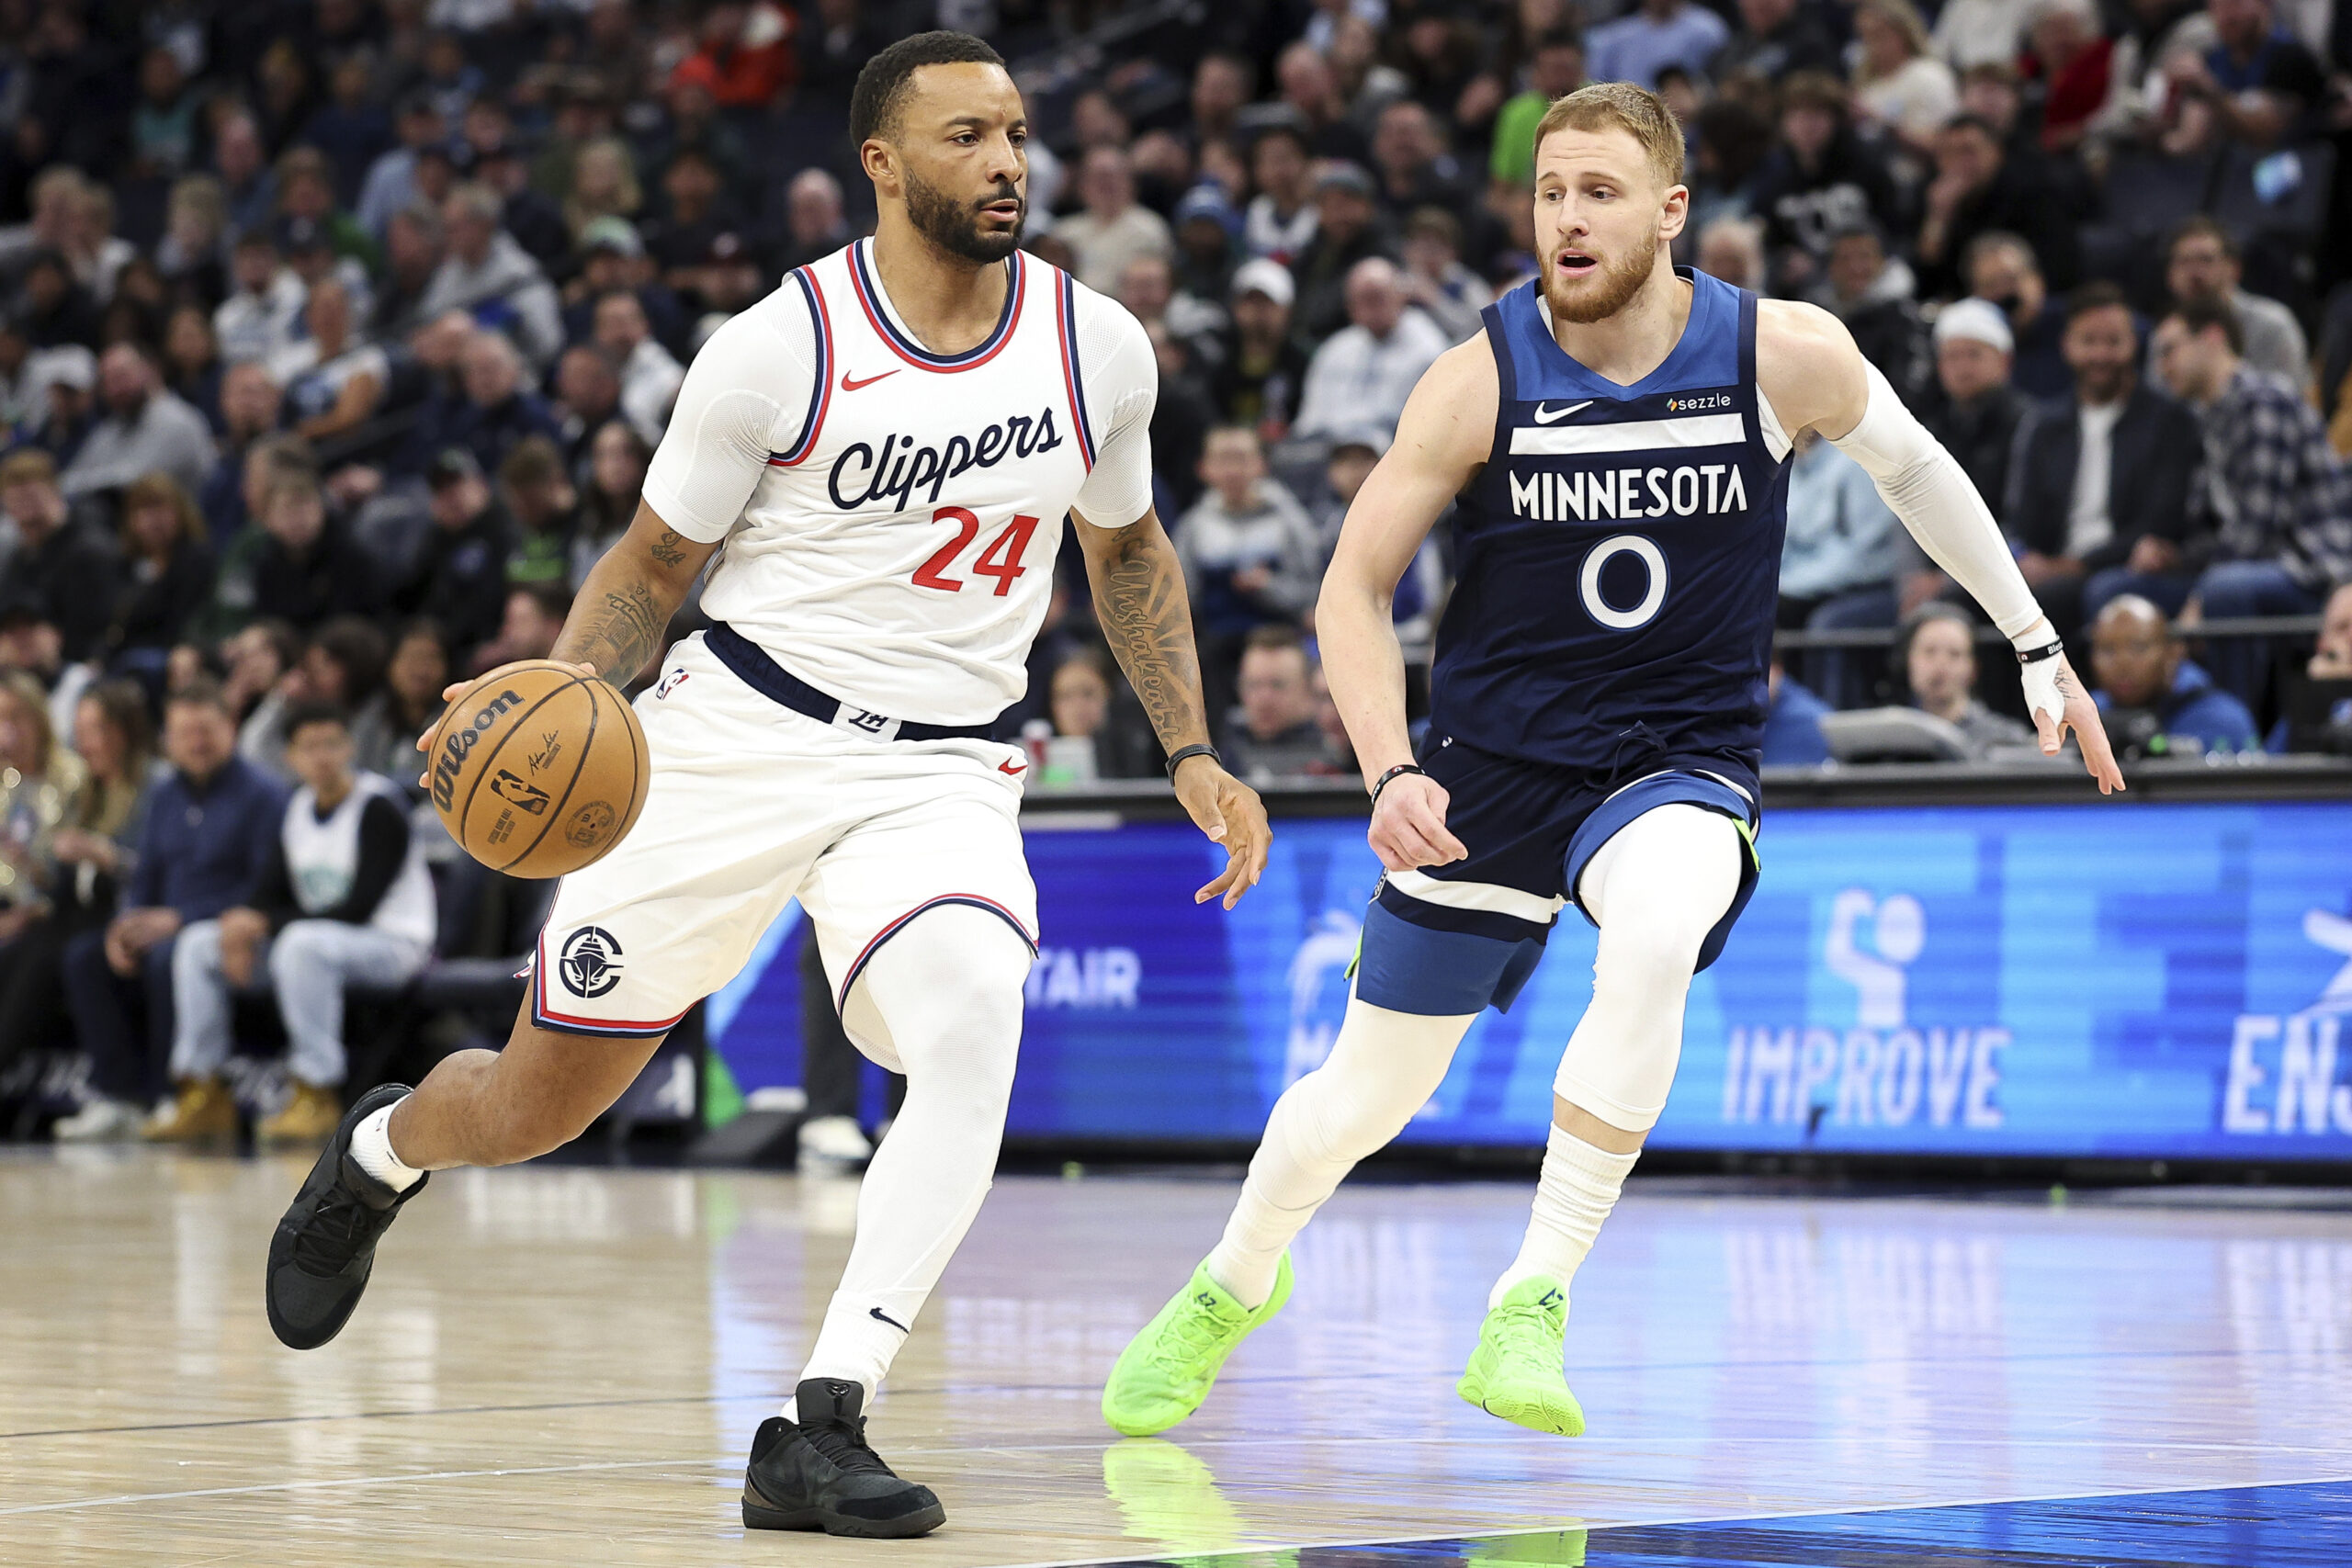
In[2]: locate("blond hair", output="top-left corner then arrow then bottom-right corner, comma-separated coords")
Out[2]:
1853,0 -> 1932,79
1532,81 -> 1684,189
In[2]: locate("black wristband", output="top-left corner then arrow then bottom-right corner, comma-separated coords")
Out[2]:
1164,742 -> 1220,780
2016,638 -> 2066,665
1370,762 -> 1427,807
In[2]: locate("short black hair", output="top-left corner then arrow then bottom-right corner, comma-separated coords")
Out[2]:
2168,212 -> 2239,262
1242,623 -> 1306,658
2168,292 -> 2245,354
2065,278 -> 2132,323
511,581 -> 574,624
1250,120 -> 1311,160
308,615 -> 389,696
282,700 -> 351,744
848,30 -> 1006,147
166,677 -> 237,720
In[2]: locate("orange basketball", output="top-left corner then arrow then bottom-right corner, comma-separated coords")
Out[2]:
426,661 -> 650,878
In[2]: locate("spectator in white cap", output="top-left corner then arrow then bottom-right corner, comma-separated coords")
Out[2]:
19,344 -> 98,467
1923,299 -> 2025,521
1208,257 -> 1310,439
1901,297 -> 2033,616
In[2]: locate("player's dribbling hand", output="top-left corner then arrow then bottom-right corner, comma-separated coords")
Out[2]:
2028,653 -> 2126,795
1173,756 -> 1272,909
1369,772 -> 1468,871
414,660 -> 599,788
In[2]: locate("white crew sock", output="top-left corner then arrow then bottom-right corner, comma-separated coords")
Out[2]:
348,1103 -> 424,1192
1489,1125 -> 1639,1309
1204,1000 -> 1474,1310
786,907 -> 1030,1418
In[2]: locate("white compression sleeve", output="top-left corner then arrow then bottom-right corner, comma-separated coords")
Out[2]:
1205,1000 -> 1476,1309
794,905 -> 1032,1410
1553,804 -> 1742,1133
1826,361 -> 2050,645
1496,805 -> 1742,1310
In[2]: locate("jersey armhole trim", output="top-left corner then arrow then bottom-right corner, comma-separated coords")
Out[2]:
1054,269 -> 1098,471
1738,288 -> 1793,462
1478,297 -> 1518,487
1755,384 -> 1792,464
768,267 -> 831,468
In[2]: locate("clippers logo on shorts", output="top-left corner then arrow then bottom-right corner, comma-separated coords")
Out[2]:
431,688 -> 526,810
844,707 -> 888,733
558,926 -> 625,998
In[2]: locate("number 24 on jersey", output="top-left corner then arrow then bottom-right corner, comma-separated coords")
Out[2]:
911,507 -> 1041,596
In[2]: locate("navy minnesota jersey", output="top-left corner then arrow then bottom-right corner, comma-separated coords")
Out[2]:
1430,266 -> 1792,773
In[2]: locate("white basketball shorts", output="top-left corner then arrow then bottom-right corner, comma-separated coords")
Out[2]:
530,631 -> 1039,1042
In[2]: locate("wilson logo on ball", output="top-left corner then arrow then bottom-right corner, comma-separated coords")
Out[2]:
430,689 -> 526,811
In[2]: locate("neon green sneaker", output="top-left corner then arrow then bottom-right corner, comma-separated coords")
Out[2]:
1457,1277 -> 1585,1436
1102,1255 -> 1293,1437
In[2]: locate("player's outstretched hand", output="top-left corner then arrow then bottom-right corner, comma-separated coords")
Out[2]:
1369,772 -> 1467,871
2026,652 -> 2125,795
1174,755 -> 1272,909
414,660 -> 599,788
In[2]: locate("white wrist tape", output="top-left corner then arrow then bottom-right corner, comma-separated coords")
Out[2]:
2018,654 -> 2066,730
1826,361 -> 2047,645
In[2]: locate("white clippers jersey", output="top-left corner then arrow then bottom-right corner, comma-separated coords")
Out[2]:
642,239 -> 1159,726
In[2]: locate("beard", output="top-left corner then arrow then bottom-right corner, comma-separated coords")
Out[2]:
905,166 -> 1023,265
1542,239 -> 1657,324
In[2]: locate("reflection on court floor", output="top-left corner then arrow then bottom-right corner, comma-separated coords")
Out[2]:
4,1153 -> 2348,1566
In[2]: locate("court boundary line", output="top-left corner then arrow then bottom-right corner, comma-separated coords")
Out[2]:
6,1340 -> 2335,1442
976,1473 -> 2352,1568
9,1457 -> 2342,1541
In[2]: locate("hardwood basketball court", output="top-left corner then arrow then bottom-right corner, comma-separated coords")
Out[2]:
6,1149 -> 2349,1565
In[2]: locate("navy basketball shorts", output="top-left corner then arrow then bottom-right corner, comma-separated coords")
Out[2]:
1353,739 -> 1762,1017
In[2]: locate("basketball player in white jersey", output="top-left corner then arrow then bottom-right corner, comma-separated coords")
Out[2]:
265,32 -> 1271,1538
1104,83 -> 2120,1441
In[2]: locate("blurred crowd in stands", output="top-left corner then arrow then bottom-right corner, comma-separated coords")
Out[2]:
3,0 -> 2352,1137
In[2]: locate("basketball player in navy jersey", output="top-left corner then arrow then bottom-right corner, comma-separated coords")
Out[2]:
1104,82 -> 2122,1439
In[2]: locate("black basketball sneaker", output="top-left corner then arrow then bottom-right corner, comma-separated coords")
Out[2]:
265,1083 -> 428,1349
741,1378 -> 947,1538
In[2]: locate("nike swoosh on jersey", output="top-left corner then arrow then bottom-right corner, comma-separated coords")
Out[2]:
841,369 -> 899,391
1532,400 -> 1594,423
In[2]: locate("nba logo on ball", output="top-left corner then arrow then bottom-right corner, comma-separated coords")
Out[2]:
559,926 -> 625,998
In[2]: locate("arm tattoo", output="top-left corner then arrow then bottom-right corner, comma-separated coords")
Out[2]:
649,529 -> 688,569
558,579 -> 665,682
1092,525 -> 1209,755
